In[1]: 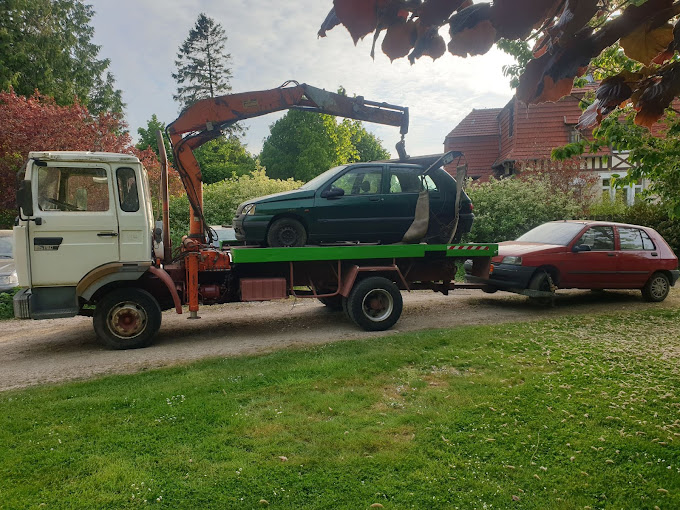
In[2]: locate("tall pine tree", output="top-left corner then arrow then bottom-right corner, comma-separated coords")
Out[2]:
0,0 -> 124,115
172,13 -> 232,111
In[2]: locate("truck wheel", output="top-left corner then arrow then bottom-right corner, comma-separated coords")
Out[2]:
347,277 -> 403,331
94,288 -> 162,349
267,218 -> 307,247
642,272 -> 670,302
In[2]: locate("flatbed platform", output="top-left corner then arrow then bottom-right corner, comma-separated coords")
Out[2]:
229,243 -> 498,264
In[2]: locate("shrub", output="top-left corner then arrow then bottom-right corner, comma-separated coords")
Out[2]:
0,288 -> 18,320
465,175 -> 581,243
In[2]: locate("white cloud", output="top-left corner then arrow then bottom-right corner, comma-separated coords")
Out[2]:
90,0 -> 515,157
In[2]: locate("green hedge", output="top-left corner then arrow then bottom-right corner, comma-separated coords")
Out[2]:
0,288 -> 18,320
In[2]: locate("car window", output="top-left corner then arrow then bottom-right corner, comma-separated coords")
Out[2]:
331,166 -> 382,195
575,226 -> 615,250
619,227 -> 655,250
299,165 -> 347,190
423,175 -> 438,192
388,167 -> 422,193
516,222 -> 586,245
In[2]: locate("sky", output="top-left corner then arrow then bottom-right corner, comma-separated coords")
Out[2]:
89,0 -> 516,159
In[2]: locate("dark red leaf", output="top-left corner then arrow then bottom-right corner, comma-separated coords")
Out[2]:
410,24 -> 446,63
447,3 -> 496,58
635,63 -> 680,128
418,0 -> 467,26
334,0 -> 378,44
491,0 -> 562,40
382,20 -> 418,61
318,8 -> 342,38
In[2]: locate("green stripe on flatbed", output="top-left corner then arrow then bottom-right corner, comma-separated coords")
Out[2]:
229,244 -> 497,264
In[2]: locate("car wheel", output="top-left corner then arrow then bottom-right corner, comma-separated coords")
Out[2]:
481,287 -> 498,294
347,277 -> 403,331
642,272 -> 670,302
93,288 -> 162,349
528,270 -> 555,305
266,218 -> 307,247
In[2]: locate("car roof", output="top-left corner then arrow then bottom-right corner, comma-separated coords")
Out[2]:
546,220 -> 654,230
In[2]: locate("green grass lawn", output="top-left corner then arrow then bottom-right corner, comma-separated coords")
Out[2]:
1,309 -> 679,509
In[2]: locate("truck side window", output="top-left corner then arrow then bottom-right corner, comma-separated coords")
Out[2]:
117,167 -> 139,212
38,167 -> 109,212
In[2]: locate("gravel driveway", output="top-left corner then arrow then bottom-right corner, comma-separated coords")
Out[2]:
1,288 -> 677,391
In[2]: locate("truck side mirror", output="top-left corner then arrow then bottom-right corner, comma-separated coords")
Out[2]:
16,180 -> 34,217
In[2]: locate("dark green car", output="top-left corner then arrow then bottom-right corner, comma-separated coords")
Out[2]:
233,155 -> 474,247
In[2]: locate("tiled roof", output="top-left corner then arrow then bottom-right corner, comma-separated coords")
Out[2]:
446,108 -> 503,138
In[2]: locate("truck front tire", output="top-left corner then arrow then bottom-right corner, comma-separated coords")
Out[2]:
347,277 -> 403,331
94,288 -> 162,349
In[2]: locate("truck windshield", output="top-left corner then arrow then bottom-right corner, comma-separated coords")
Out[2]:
516,222 -> 586,245
298,165 -> 348,191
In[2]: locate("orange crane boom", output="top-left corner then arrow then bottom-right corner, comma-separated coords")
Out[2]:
165,81 -> 409,242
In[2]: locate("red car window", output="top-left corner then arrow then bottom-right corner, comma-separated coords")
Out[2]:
575,226 -> 614,250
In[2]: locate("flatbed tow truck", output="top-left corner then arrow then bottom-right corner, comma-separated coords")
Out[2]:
12,82 -> 497,349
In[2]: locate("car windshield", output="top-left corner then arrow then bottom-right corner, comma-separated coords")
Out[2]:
515,222 -> 586,245
0,236 -> 12,258
298,165 -> 348,191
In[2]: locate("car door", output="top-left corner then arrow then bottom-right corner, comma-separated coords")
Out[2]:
561,225 -> 619,288
28,162 -> 120,286
378,166 -> 421,239
312,165 -> 385,242
615,226 -> 659,287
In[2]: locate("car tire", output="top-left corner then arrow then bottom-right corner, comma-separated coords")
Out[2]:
528,270 -> 555,305
267,218 -> 307,247
346,277 -> 403,331
642,272 -> 670,302
481,287 -> 498,294
93,288 -> 162,349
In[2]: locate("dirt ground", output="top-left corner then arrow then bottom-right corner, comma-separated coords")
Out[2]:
1,288 -> 678,392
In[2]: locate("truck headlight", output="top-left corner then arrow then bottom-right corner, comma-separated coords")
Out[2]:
501,256 -> 522,265
0,272 -> 17,285
242,204 -> 256,215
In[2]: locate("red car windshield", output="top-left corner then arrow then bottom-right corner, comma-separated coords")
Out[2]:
516,222 -> 586,245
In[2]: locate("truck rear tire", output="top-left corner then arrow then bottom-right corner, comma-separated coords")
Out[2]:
94,288 -> 162,349
347,277 -> 403,331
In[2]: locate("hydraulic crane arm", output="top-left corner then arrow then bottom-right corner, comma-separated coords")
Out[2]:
165,81 -> 409,242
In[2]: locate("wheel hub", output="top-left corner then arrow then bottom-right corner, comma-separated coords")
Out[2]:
651,277 -> 668,299
278,227 -> 297,246
361,289 -> 393,322
108,303 -> 147,338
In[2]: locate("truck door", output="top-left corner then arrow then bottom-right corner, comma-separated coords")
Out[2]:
28,162 -> 120,286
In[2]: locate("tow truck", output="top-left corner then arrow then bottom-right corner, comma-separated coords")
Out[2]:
13,81 -> 496,349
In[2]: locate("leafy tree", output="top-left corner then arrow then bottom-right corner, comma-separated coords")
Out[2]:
0,90 -> 181,227
172,13 -> 232,111
345,119 -> 390,162
0,0 -> 124,114
465,174 -> 581,243
260,110 -> 390,182
137,114 -> 174,164
320,1 -> 680,128
193,135 -> 258,184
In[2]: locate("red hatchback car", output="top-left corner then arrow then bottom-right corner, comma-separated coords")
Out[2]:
469,221 -> 679,302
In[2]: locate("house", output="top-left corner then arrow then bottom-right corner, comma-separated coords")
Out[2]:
444,86 -> 645,205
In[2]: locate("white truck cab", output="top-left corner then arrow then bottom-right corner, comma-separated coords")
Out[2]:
14,151 -> 155,320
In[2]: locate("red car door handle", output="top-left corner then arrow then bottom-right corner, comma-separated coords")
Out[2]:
651,252 -> 658,257
607,252 -> 616,257
368,196 -> 382,202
